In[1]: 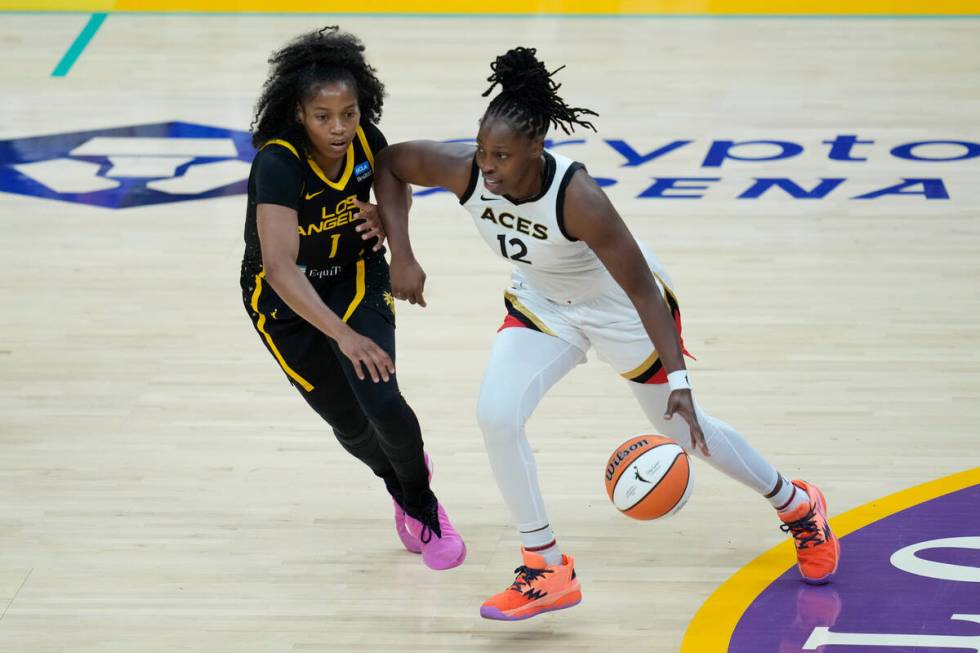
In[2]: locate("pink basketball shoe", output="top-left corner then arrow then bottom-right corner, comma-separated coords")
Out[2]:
393,452 -> 433,553
403,502 -> 467,570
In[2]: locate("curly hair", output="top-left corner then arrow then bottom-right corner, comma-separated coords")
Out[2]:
250,26 -> 385,149
481,47 -> 598,139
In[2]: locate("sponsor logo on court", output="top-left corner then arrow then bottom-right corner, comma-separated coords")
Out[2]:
0,122 -> 254,209
3,126 -> 976,207
417,135 -> 979,201
727,483 -> 980,653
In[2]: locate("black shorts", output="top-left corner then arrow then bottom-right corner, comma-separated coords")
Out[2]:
241,253 -> 396,393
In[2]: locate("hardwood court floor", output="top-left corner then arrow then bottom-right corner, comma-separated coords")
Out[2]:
1,15 -> 978,652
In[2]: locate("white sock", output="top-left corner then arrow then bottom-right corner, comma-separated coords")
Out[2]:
522,526 -> 562,567
533,543 -> 563,567
769,475 -> 808,514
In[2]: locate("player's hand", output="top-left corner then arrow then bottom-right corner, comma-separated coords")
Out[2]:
389,257 -> 427,308
664,389 -> 710,456
353,199 -> 385,252
336,328 -> 395,383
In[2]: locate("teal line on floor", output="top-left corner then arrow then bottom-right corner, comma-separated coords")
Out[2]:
51,12 -> 107,77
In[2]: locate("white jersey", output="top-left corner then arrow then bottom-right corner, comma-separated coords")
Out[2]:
460,150 -> 620,304
460,150 -> 682,377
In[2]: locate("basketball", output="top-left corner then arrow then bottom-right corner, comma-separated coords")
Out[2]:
604,434 -> 693,520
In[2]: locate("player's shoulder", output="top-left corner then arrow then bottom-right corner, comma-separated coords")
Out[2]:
561,160 -> 610,212
359,120 -> 388,154
253,139 -> 306,183
255,139 -> 304,167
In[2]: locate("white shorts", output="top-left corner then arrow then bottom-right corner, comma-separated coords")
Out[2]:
498,266 -> 688,385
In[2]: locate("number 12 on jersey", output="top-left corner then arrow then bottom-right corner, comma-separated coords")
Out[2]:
496,234 -> 532,264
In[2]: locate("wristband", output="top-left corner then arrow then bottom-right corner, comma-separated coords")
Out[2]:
667,370 -> 692,391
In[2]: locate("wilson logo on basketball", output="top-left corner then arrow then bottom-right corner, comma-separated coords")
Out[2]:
605,438 -> 649,481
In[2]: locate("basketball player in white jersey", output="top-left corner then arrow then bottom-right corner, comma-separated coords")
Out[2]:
371,47 -> 840,620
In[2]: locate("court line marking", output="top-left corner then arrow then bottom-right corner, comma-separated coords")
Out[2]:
6,10 -> 979,17
0,568 -> 33,623
680,466 -> 980,652
51,12 -> 106,78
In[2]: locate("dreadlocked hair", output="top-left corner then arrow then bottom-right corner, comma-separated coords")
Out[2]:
250,26 -> 385,149
481,47 -> 598,139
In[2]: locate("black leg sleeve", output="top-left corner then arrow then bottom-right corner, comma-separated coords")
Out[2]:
330,307 -> 436,516
291,344 -> 406,502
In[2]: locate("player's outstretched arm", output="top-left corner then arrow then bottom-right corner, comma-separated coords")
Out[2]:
374,142 -> 474,306
562,171 -> 709,456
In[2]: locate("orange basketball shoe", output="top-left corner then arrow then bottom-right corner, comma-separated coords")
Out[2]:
779,480 -> 840,584
480,548 -> 582,621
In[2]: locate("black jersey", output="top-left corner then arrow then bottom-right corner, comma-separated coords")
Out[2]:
241,122 -> 387,285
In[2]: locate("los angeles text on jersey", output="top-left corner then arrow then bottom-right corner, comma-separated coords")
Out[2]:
299,194 -> 358,237
480,207 -> 548,240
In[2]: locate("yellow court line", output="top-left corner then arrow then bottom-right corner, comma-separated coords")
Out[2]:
4,0 -> 113,10
680,467 -> 980,653
7,0 -> 980,13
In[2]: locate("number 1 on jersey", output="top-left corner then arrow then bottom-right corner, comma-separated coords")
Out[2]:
496,234 -> 532,264
328,234 -> 341,258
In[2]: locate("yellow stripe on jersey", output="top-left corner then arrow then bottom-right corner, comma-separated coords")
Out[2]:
260,139 -> 300,159
307,142 -> 355,190
622,350 -> 660,380
341,258 -> 366,323
355,126 -> 374,170
504,291 -> 557,336
250,271 -> 314,392
620,272 -> 682,380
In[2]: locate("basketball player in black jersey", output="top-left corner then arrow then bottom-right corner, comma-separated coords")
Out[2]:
240,27 -> 464,570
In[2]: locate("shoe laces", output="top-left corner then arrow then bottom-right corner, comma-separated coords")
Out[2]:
416,503 -> 443,543
780,506 -> 827,549
508,566 -> 553,596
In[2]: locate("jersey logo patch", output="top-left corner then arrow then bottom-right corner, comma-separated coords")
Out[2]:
354,161 -> 372,182
0,121 -> 254,209
305,189 -> 324,200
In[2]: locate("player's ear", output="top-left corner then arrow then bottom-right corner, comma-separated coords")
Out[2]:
529,137 -> 545,157
295,103 -> 304,124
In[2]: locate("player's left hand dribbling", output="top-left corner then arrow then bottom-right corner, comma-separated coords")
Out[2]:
353,199 -> 385,252
664,389 -> 710,456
